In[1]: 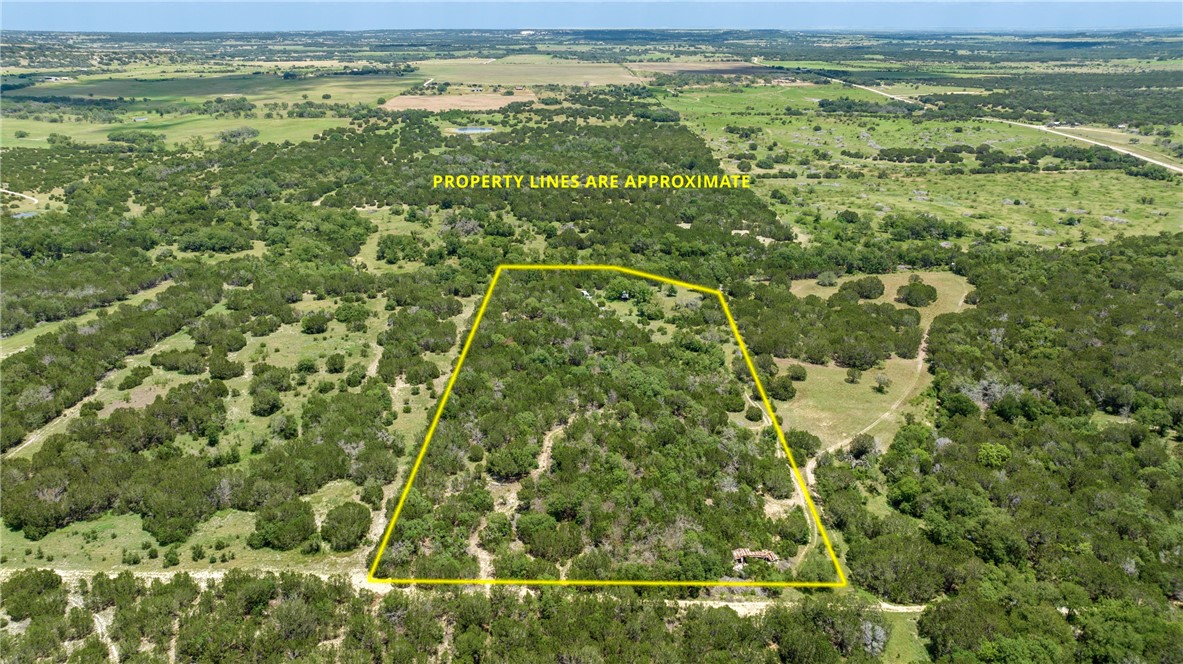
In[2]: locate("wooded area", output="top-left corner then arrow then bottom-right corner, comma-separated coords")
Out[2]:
1,27 -> 1180,663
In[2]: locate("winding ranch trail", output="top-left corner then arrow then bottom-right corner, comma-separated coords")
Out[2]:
790,288 -> 970,578
469,421 -> 567,584
0,188 -> 39,204
744,389 -> 814,552
67,582 -> 119,661
2,297 -> 191,460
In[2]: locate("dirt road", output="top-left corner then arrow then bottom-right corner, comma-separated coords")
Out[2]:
1,188 -> 39,204
986,118 -> 1183,174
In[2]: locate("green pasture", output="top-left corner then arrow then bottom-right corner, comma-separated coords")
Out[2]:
2,115 -> 350,148
663,82 -> 889,115
7,70 -> 425,105
761,169 -> 1182,248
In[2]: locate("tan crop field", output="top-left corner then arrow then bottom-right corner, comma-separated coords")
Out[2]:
383,90 -> 537,111
626,61 -> 778,76
412,55 -> 642,86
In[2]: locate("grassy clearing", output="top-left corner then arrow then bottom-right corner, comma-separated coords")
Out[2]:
789,271 -> 969,330
5,327 -> 201,461
355,210 -> 431,272
781,272 -> 971,450
760,170 -> 1182,248
663,82 -> 889,116
216,296 -> 384,456
0,481 -> 371,576
881,612 -> 932,662
779,356 -> 926,452
1,513 -> 152,572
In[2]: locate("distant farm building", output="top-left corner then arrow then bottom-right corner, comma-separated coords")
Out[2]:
732,548 -> 779,563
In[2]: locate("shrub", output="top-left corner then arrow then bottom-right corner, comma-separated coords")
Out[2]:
320,502 -> 370,551
248,499 -> 316,551
360,483 -> 384,510
300,311 -> 331,335
0,569 -> 66,621
118,366 -> 153,390
897,278 -> 938,307
767,375 -> 797,401
838,276 -> 885,300
326,353 -> 346,373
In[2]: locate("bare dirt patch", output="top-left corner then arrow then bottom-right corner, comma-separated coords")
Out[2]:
382,91 -> 537,111
100,384 -> 171,416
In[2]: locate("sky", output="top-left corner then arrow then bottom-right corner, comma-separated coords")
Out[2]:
2,1 -> 1180,32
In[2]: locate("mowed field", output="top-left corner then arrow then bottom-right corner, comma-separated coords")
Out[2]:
626,60 -> 779,77
383,90 -> 537,111
412,55 -> 643,86
664,81 -> 891,115
6,70 -> 427,105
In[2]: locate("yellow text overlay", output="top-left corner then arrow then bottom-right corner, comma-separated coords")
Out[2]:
431,174 -> 751,189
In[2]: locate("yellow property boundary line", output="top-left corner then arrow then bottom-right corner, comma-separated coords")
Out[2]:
367,264 -> 848,588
